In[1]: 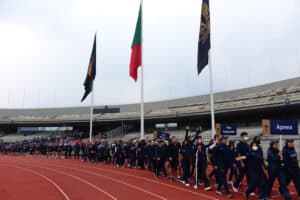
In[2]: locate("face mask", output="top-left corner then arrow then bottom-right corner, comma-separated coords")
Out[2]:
252,146 -> 258,151
244,136 -> 248,141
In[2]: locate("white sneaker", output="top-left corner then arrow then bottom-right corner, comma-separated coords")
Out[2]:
232,186 -> 238,193
193,185 -> 199,189
185,183 -> 190,187
250,192 -> 255,196
204,186 -> 212,191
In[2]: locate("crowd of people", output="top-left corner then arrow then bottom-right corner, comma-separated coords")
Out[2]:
0,127 -> 300,200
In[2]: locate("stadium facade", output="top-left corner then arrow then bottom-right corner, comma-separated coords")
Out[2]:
0,77 -> 300,136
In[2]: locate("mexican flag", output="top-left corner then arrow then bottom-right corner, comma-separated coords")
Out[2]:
129,6 -> 142,81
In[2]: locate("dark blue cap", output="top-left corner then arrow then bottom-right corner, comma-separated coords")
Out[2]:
286,139 -> 294,143
220,135 -> 228,140
270,140 -> 279,146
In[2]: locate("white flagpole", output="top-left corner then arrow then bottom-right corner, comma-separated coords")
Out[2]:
195,149 -> 199,188
208,51 -> 216,139
279,135 -> 283,150
89,33 -> 96,142
140,0 -> 145,140
89,84 -> 94,142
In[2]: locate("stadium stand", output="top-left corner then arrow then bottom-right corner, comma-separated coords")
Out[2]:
0,77 -> 299,123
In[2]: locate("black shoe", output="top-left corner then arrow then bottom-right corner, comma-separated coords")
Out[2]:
216,190 -> 223,195
226,192 -> 232,198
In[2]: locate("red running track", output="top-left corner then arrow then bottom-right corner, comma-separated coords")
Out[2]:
0,155 -> 298,200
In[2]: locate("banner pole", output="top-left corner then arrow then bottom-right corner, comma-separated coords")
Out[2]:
89,84 -> 94,142
195,150 -> 198,188
279,135 -> 282,150
89,33 -> 96,142
140,0 -> 145,140
208,50 -> 216,139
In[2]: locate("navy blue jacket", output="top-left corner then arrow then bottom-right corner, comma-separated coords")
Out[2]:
283,146 -> 299,173
214,143 -> 231,168
228,146 -> 238,166
245,150 -> 264,173
236,141 -> 250,156
267,147 -> 283,172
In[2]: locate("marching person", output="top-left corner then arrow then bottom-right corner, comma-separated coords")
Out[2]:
214,135 -> 233,198
154,140 -> 168,178
233,132 -> 250,192
236,141 -> 266,200
228,141 -> 238,186
180,127 -> 200,186
282,139 -> 300,198
168,136 -> 180,182
194,137 -> 212,191
266,140 -> 291,200
208,135 -> 219,182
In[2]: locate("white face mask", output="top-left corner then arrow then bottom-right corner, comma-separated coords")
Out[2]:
252,146 -> 258,151
244,136 -> 249,141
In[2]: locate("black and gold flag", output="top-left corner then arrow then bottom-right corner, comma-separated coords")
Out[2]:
197,0 -> 210,75
81,34 -> 96,102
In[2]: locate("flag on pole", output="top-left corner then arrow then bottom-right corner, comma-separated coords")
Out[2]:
129,6 -> 142,81
81,34 -> 96,102
197,0 -> 211,75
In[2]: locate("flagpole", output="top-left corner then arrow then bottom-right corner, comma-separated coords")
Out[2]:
209,51 -> 216,139
89,32 -> 96,142
208,0 -> 215,139
140,0 -> 145,140
89,86 -> 94,142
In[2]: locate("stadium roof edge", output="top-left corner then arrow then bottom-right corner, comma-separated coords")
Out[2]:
0,76 -> 299,117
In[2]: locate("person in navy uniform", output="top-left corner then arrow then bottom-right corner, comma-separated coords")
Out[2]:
154,140 -> 167,178
74,142 -> 80,159
228,141 -> 238,186
236,141 -> 266,200
145,140 -> 154,171
233,132 -> 250,192
208,135 -> 219,182
194,137 -> 212,191
168,136 -> 180,182
266,140 -> 291,200
214,135 -> 233,198
180,127 -> 199,186
283,139 -> 300,198
137,139 -> 146,169
128,139 -> 137,168
116,140 -> 125,167
253,135 -> 263,157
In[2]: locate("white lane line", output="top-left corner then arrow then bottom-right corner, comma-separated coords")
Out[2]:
1,160 -> 118,200
31,158 -> 220,200
44,162 -> 168,200
0,163 -> 70,200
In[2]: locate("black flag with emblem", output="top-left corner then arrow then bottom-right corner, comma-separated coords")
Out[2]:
81,34 -> 96,102
197,0 -> 210,75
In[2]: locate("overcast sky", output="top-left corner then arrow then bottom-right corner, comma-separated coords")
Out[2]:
0,0 -> 300,108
